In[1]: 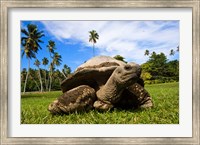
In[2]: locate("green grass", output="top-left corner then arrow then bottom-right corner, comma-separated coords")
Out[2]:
21,82 -> 179,124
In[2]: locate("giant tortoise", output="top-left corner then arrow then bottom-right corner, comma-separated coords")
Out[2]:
48,56 -> 153,114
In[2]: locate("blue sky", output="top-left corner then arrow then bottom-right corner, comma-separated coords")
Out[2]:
21,20 -> 179,72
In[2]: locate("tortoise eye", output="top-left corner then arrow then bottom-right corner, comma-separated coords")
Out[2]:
124,65 -> 131,70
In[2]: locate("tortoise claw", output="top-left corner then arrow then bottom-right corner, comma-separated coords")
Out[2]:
93,100 -> 113,111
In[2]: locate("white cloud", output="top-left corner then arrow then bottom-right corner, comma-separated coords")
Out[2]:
41,20 -> 179,64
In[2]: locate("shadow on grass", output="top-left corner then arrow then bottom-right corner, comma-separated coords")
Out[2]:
112,107 -> 152,113
49,107 -> 151,117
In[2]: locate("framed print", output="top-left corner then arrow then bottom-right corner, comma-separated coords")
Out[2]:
0,0 -> 199,144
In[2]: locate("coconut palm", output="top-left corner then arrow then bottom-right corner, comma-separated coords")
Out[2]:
21,68 -> 27,82
29,68 -> 40,91
53,69 -> 63,84
21,24 -> 44,93
170,49 -> 175,56
47,40 -> 57,91
89,30 -> 99,56
48,62 -> 54,92
49,52 -> 62,91
47,40 -> 56,58
42,57 -> 49,91
62,64 -> 71,78
34,59 -> 43,92
144,50 -> 150,56
52,52 -> 62,66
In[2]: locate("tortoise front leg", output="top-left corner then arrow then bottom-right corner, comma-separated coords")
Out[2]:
127,83 -> 153,109
48,85 -> 96,114
115,83 -> 153,109
93,100 -> 114,111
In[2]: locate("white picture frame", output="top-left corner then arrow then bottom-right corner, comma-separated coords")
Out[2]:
1,0 -> 199,144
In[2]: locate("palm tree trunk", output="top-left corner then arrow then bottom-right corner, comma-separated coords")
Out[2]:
48,52 -> 52,92
61,71 -> 67,79
47,71 -> 50,91
23,58 -> 30,94
48,67 -> 53,92
30,75 -> 40,91
49,75 -> 52,92
38,68 -> 43,92
44,70 -> 48,91
58,78 -> 62,84
34,80 -> 40,91
93,43 -> 95,57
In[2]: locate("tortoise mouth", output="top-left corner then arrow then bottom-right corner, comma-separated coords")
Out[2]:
122,73 -> 138,83
114,64 -> 141,86
117,68 -> 140,85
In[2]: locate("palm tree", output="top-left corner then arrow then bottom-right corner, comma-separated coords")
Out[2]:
89,30 -> 99,57
144,50 -> 150,56
21,24 -> 44,93
47,40 -> 56,91
48,63 -> 53,92
177,46 -> 179,52
34,59 -> 43,92
47,40 -> 56,58
49,52 -> 62,91
53,52 -> 62,66
170,49 -> 175,56
42,57 -> 49,91
62,64 -> 71,79
53,70 -> 63,84
21,68 -> 27,83
29,68 -> 40,91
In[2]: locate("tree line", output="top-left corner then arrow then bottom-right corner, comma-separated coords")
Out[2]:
114,48 -> 179,84
21,23 -> 99,93
21,66 -> 71,92
141,50 -> 179,84
21,23 -> 178,92
21,24 -> 72,93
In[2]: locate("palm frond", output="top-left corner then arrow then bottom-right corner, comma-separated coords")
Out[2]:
37,39 -> 44,43
21,23 -> 44,60
21,50 -> 25,58
21,29 -> 29,36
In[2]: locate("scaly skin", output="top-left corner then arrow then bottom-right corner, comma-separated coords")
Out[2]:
48,85 -> 96,114
94,63 -> 141,110
48,56 -> 153,114
115,83 -> 153,109
128,83 -> 153,108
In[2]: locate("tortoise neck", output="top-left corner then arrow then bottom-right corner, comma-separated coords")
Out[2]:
96,74 -> 123,104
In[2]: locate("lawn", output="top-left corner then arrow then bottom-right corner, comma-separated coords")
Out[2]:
21,82 -> 179,124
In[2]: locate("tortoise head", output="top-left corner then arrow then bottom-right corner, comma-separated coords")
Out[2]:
113,63 -> 141,87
